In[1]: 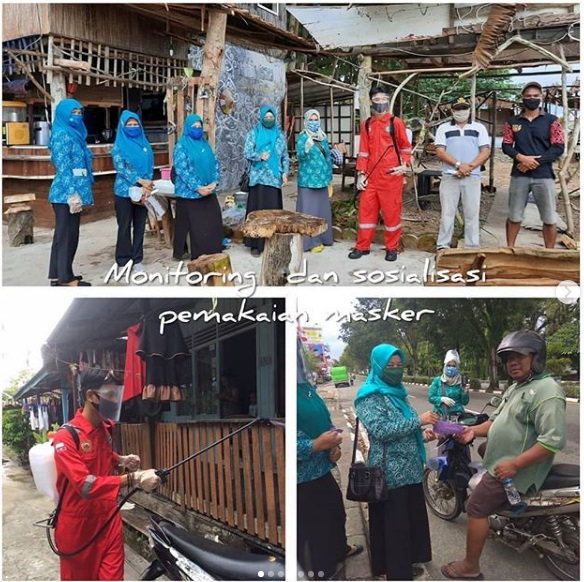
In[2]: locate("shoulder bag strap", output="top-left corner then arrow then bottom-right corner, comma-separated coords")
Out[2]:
351,417 -> 360,465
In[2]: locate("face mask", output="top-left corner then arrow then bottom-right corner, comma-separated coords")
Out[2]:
522,98 -> 541,111
91,396 -> 122,421
123,126 -> 141,138
188,127 -> 204,139
68,114 -> 83,128
445,366 -> 458,377
371,102 -> 389,114
381,367 -> 403,386
452,110 -> 470,123
262,118 -> 276,129
306,120 -> 320,132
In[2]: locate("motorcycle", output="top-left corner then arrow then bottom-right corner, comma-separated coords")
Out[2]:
423,397 -> 580,581
141,514 -> 285,581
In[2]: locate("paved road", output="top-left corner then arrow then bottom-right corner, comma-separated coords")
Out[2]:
331,379 -> 580,581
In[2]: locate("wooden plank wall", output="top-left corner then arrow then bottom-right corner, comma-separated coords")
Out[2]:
118,422 -> 152,469
122,420 -> 285,548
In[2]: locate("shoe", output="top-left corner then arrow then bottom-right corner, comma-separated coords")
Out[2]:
132,262 -> 146,273
55,280 -> 91,287
251,248 -> 261,257
310,244 -> 325,253
385,250 -> 398,262
344,544 -> 364,558
348,249 -> 370,259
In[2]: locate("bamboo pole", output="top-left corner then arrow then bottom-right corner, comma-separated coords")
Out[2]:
330,87 -> 335,143
470,74 -> 477,123
389,72 -> 418,115
357,54 -> 372,120
489,91 -> 497,192
558,45 -> 576,235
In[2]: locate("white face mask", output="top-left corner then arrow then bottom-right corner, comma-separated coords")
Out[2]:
453,110 -> 470,123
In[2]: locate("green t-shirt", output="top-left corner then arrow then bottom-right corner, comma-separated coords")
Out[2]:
483,374 -> 566,494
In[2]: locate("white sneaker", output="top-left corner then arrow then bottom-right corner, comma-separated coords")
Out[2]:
132,262 -> 146,273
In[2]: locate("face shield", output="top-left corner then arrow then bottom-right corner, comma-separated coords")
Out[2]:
93,384 -> 124,422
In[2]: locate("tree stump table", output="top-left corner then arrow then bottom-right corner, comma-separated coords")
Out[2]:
243,210 -> 327,286
4,193 -> 36,246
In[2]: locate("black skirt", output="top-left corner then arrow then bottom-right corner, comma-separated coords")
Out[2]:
369,482 -> 432,581
174,195 -> 223,260
297,471 -> 347,579
244,184 -> 283,253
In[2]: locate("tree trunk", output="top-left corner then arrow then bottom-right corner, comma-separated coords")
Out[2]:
357,54 -> 372,121
260,234 -> 293,286
488,347 -> 499,391
196,10 -> 227,148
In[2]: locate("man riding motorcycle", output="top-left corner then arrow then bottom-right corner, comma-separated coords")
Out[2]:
441,330 -> 567,580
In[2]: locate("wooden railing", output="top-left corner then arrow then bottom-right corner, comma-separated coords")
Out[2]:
118,420 -> 285,548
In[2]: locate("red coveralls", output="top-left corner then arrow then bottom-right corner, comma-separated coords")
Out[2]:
355,113 -> 412,252
53,410 -> 123,581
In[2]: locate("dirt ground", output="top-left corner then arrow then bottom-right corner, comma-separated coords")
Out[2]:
330,154 -> 580,240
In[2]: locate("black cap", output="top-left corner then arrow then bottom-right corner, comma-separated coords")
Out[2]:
521,81 -> 542,94
369,85 -> 388,99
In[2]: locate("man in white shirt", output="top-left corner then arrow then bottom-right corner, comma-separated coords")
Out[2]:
434,98 -> 491,249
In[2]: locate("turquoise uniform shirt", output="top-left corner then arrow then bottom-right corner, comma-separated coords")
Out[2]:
244,128 -> 290,189
296,133 -> 333,189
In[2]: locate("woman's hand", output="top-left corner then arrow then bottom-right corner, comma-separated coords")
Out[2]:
206,182 -> 218,192
419,411 -> 440,426
282,174 -> 288,186
440,396 -> 455,408
312,430 -> 342,452
423,428 -> 438,443
260,152 -> 270,161
197,186 -> 212,196
329,446 -> 342,463
139,179 -> 155,191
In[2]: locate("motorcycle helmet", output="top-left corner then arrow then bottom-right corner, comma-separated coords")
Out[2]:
496,330 -> 546,374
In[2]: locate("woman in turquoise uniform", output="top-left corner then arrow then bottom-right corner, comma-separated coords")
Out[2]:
296,109 -> 334,252
243,106 -> 290,256
47,98 -> 93,286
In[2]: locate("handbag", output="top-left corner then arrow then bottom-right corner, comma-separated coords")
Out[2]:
238,162 -> 251,192
346,417 -> 388,503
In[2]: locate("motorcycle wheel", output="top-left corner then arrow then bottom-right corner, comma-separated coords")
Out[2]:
540,532 -> 579,581
422,468 -> 462,521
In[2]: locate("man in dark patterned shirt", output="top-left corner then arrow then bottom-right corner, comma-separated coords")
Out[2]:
502,81 -> 565,248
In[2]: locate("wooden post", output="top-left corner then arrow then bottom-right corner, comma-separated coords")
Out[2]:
488,91 -> 497,192
470,74 -> 477,123
187,253 -> 234,286
357,54 -> 372,119
166,85 -> 176,163
195,9 -> 227,148
330,87 -> 335,143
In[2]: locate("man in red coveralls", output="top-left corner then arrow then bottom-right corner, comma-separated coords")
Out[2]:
52,369 -> 161,580
350,85 -> 412,262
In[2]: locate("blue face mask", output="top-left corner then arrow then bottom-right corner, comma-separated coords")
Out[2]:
123,125 -> 142,138
445,366 -> 458,377
307,120 -> 320,132
68,114 -> 83,128
188,127 -> 204,139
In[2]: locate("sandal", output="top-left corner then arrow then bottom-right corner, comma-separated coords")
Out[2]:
441,561 -> 483,580
344,544 -> 364,558
50,275 -> 83,286
55,280 -> 92,287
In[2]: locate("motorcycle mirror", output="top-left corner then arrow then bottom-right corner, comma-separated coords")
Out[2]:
488,396 -> 502,408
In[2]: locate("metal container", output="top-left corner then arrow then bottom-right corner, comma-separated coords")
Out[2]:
33,121 -> 51,146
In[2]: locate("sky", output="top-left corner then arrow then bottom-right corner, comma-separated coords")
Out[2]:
296,295 -> 358,360
0,294 -> 73,389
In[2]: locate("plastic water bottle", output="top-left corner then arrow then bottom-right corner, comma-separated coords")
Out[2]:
502,478 -> 522,505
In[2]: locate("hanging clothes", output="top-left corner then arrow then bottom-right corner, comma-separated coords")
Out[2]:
136,315 -> 189,401
123,323 -> 147,402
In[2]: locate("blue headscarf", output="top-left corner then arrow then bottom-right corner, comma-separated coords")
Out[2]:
113,110 -> 154,178
49,98 -> 93,183
255,105 -> 281,178
177,114 -> 216,185
355,343 -> 426,462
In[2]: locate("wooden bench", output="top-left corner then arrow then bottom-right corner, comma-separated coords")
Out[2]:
4,193 -> 35,246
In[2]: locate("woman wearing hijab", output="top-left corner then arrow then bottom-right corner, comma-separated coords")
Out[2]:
111,110 -> 154,272
172,114 -> 223,261
243,105 -> 290,256
428,349 -> 470,418
47,98 -> 94,286
296,109 -> 334,253
297,336 -> 363,579
354,344 -> 439,581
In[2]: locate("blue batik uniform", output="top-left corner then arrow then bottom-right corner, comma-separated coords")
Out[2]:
297,133 -> 333,188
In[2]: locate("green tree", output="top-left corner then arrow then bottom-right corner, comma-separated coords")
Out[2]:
3,369 -> 35,402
